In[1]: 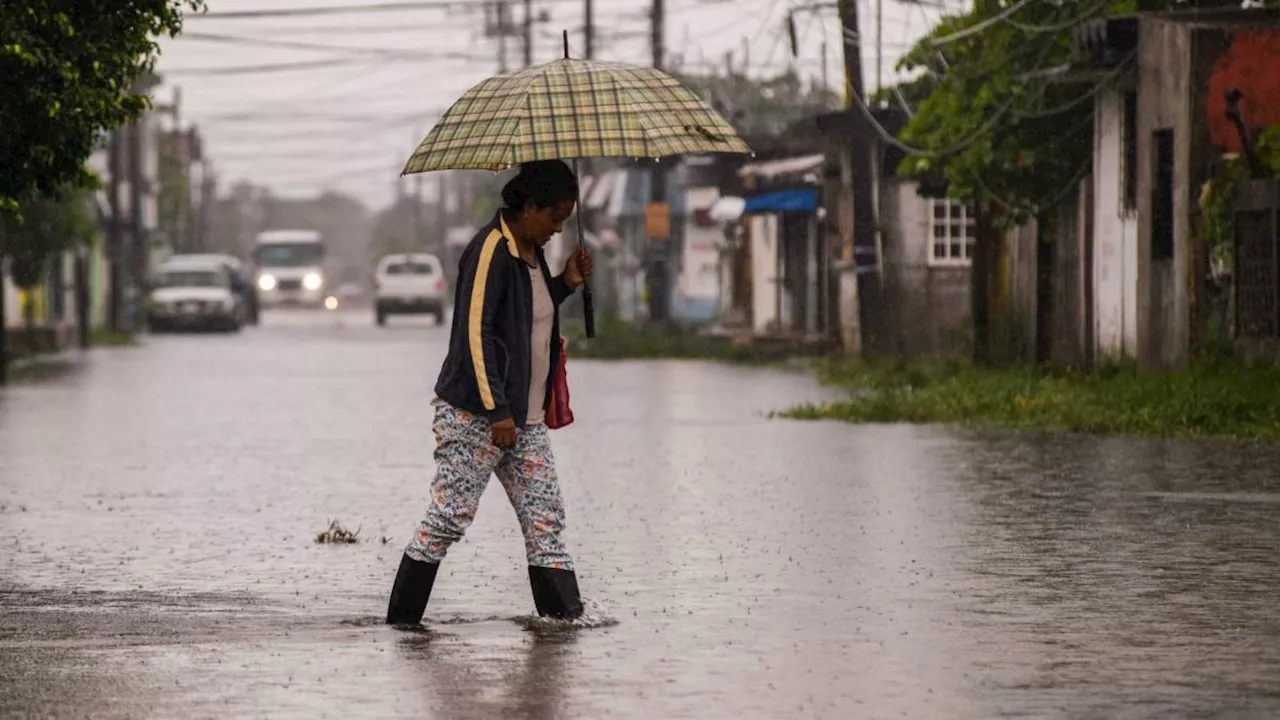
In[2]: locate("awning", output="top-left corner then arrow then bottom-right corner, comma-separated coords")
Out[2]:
737,153 -> 825,180
709,196 -> 745,222
743,187 -> 818,214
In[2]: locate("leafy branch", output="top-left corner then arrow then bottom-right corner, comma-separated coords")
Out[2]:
1,1 -> 207,211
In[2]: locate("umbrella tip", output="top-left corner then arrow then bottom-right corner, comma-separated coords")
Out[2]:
563,29 -> 569,59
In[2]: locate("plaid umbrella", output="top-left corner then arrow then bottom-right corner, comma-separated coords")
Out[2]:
401,58 -> 752,174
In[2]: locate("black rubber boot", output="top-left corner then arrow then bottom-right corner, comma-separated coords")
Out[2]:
386,554 -> 440,625
528,566 -> 584,620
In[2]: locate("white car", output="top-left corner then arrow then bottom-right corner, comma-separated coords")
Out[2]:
147,258 -> 246,333
166,252 -> 259,324
374,253 -> 447,325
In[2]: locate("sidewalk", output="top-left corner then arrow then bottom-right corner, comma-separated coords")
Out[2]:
3,325 -> 94,383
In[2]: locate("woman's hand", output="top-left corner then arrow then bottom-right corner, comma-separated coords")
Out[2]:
563,247 -> 594,289
491,417 -> 518,448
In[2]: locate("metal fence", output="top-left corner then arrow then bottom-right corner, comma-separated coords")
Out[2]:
1234,177 -> 1280,338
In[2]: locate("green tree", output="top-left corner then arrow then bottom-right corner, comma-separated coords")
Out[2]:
0,1 -> 205,210
0,184 -> 96,386
2,186 -> 98,308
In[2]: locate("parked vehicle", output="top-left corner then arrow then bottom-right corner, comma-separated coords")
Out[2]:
374,253 -> 447,326
168,253 -> 259,325
147,257 -> 246,333
253,229 -> 328,309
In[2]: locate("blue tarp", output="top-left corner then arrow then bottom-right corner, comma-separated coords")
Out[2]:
743,187 -> 818,214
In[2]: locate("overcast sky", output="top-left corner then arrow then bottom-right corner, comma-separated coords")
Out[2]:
154,0 -> 961,210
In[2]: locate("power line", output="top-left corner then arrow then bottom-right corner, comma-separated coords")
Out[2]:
849,38 -> 1061,159
923,0 -> 1034,47
187,21 -> 448,34
177,31 -> 491,61
999,0 -> 1111,33
199,109 -> 429,123
1014,51 -> 1137,120
163,57 -> 371,77
189,0 -> 632,20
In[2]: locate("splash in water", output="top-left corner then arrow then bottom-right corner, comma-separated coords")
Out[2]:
512,597 -> 618,631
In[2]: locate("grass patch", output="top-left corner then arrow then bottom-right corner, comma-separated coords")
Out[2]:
7,358 -> 77,383
563,318 -> 821,364
92,329 -> 138,348
315,520 -> 361,545
782,355 -> 1280,442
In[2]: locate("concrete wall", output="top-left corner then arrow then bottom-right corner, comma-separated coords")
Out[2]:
749,214 -> 780,334
1051,187 -> 1087,367
1,265 -> 18,329
1137,19 -> 1194,367
678,187 -> 722,323
1003,223 -> 1040,364
1093,88 -> 1141,360
876,181 -> 972,355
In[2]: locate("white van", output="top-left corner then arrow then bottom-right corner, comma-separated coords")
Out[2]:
373,253 -> 447,326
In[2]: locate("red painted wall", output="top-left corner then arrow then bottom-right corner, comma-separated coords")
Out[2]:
1206,29 -> 1280,152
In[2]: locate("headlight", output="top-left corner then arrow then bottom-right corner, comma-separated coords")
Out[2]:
258,274 -> 277,291
303,272 -> 323,291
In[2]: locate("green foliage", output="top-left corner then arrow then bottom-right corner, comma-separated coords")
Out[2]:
0,1 -> 206,210
890,0 -> 1280,228
0,185 -> 97,289
893,0 -> 1102,227
784,356 -> 1280,442
1198,126 -> 1280,275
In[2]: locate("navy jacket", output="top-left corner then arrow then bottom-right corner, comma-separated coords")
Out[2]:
435,211 -> 576,428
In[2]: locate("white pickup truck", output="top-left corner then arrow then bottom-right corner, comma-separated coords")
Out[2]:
373,253 -> 447,326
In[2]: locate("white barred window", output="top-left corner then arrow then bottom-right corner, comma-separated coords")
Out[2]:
929,199 -> 975,266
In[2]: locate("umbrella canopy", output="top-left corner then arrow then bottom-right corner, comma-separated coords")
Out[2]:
402,58 -> 752,174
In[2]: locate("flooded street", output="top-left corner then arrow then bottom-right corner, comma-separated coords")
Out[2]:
2,310 -> 1279,719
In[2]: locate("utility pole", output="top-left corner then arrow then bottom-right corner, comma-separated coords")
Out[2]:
822,40 -> 830,102
584,0 -> 594,59
127,117 -> 146,333
647,0 -> 669,324
496,1 -> 510,72
523,0 -> 533,66
412,175 -> 424,249
875,0 -> 882,94
107,128 -> 124,334
837,0 -> 878,354
0,249 -> 7,386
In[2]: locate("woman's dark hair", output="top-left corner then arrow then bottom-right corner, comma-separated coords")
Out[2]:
501,160 -> 578,211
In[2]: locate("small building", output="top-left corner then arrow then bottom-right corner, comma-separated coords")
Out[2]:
812,108 -> 978,357
1056,6 -> 1280,366
735,153 -> 829,338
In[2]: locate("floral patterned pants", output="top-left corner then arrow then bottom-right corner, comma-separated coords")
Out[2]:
406,404 -> 574,571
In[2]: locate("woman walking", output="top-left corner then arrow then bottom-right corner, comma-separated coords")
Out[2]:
386,160 -> 593,624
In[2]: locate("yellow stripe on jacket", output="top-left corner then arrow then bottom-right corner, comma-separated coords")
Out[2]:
469,229 -> 504,411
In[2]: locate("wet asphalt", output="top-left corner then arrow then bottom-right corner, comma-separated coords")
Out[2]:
1,308 -> 1279,719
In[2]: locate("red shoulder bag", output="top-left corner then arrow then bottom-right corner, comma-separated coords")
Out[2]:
544,336 -> 574,429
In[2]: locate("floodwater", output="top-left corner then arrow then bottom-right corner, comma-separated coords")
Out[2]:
1,309 -> 1278,719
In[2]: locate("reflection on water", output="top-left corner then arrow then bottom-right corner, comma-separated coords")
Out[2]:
396,625 -> 581,720
1,317 -> 1278,717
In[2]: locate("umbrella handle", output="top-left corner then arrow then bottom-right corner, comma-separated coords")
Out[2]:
572,157 -> 595,339
582,283 -> 595,339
